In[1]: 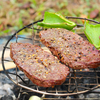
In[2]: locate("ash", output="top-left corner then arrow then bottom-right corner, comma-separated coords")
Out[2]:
0,69 -> 24,100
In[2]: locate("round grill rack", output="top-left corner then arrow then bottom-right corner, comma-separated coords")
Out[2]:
1,17 -> 100,97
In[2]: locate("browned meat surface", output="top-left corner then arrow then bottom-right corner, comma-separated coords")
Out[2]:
10,43 -> 69,87
39,28 -> 100,69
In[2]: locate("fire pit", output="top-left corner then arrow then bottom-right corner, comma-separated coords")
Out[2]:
1,17 -> 100,99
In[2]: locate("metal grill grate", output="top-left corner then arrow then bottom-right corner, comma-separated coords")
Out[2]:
1,17 -> 100,99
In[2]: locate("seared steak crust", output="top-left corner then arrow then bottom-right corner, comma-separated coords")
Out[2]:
39,28 -> 100,69
10,43 -> 69,87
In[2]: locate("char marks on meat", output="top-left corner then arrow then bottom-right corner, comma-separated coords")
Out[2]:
39,28 -> 100,69
10,43 -> 69,87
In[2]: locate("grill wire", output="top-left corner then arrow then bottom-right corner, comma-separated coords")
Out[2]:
1,17 -> 100,99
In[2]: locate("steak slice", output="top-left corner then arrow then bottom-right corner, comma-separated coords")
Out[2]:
39,28 -> 100,69
10,43 -> 69,87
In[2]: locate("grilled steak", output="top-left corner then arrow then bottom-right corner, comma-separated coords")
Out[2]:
39,28 -> 100,69
10,43 -> 69,87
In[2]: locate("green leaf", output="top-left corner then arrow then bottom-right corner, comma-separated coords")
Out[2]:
0,29 -> 11,36
3,29 -> 11,33
37,11 -> 76,30
84,22 -> 100,49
